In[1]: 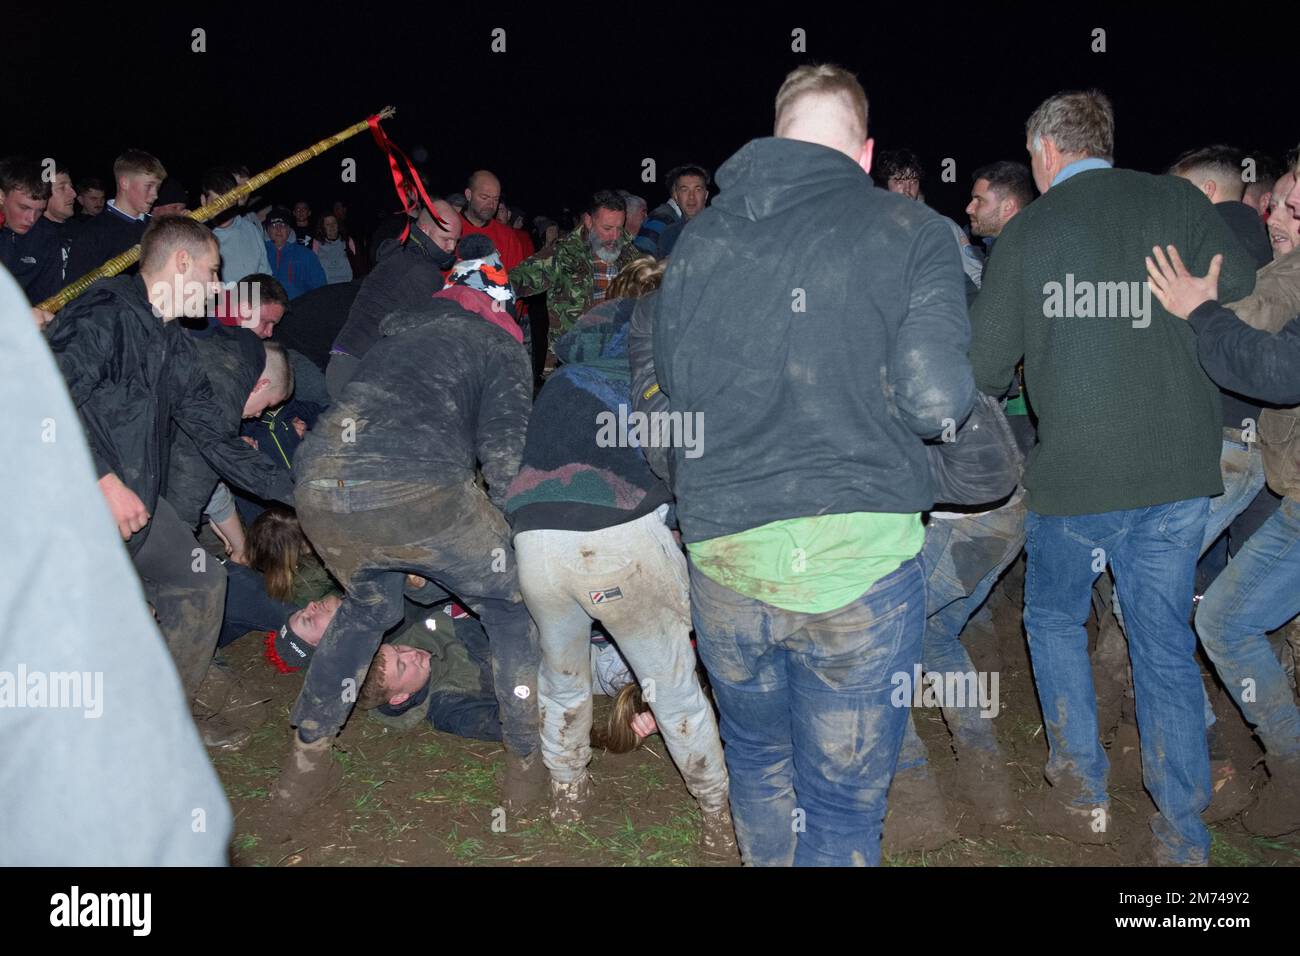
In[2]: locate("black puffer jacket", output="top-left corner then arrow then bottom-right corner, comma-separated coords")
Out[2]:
48,275 -> 293,553
296,292 -> 532,508
165,327 -> 297,528
330,227 -> 451,360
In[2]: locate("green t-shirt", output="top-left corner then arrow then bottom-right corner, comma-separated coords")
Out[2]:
687,512 -> 922,614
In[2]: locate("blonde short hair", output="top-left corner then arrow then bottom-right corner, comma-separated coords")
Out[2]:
774,64 -> 869,145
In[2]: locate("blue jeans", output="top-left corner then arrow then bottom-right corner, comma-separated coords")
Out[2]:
689,558 -> 925,866
1195,496 -> 1300,761
1025,498 -> 1211,864
899,495 -> 1027,770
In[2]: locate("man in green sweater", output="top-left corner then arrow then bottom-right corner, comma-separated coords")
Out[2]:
968,90 -> 1256,866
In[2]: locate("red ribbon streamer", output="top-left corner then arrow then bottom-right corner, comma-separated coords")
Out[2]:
368,114 -> 447,243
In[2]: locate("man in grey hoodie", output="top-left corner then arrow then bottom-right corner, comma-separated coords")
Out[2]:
653,64 -> 975,866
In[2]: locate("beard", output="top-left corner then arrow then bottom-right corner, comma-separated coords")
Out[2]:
588,231 -> 620,263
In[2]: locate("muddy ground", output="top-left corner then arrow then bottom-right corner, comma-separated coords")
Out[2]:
212,562 -> 1300,867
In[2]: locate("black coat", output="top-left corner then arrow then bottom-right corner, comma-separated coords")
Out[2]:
165,327 -> 297,528
331,227 -> 450,361
48,276 -> 293,551
296,294 -> 531,509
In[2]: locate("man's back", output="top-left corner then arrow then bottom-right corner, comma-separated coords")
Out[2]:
970,168 -> 1257,516
298,299 -> 531,502
654,136 -> 974,544
332,235 -> 441,360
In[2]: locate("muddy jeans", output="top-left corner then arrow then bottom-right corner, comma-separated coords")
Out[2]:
293,479 -> 539,756
689,558 -> 925,866
1025,498 -> 1211,865
898,492 -> 1026,770
1195,496 -> 1300,761
514,506 -> 728,813
133,496 -> 228,700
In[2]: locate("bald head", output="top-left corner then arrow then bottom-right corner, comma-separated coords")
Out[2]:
418,199 -> 462,254
774,64 -> 871,164
464,170 -> 502,226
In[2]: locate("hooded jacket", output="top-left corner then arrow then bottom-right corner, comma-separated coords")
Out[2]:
48,276 -> 293,553
295,291 -> 532,507
505,298 -> 672,535
331,226 -> 450,360
653,136 -> 975,544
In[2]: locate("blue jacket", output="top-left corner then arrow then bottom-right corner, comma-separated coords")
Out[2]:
265,240 -> 326,299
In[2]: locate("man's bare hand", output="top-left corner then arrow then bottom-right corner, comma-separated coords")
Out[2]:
1145,245 -> 1221,320
32,307 -> 54,331
291,416 -> 308,439
630,711 -> 657,739
98,473 -> 150,540
241,435 -> 259,450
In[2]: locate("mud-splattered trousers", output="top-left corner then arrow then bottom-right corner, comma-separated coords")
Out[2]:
514,506 -> 729,812
898,492 -> 1026,771
132,496 -> 228,700
292,479 -> 539,756
688,558 -> 925,866
1025,498 -> 1212,865
1195,496 -> 1300,762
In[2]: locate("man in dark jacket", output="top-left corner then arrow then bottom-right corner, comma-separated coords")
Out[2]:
326,200 -> 461,399
1146,232 -> 1300,838
64,149 -> 164,289
653,65 -> 975,867
0,156 -> 63,306
275,237 -> 541,815
47,217 -> 295,709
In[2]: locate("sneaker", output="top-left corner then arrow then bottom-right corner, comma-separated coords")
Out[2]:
195,713 -> 252,751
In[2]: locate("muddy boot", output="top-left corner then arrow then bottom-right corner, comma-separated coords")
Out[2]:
1241,756 -> 1300,837
699,799 -> 740,862
272,732 -> 344,815
1204,757 -> 1256,823
194,712 -> 252,751
953,747 -> 1016,825
549,771 -> 594,825
881,765 -> 958,855
191,663 -> 234,720
1024,788 -> 1117,845
502,749 -> 547,813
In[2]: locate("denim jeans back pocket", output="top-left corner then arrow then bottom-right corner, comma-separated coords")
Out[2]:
1156,497 -> 1210,550
802,596 -> 914,693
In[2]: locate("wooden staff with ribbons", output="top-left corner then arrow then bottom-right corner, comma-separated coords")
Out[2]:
37,105 -> 409,315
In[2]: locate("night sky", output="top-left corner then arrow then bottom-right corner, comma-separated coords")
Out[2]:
6,6 -> 1287,233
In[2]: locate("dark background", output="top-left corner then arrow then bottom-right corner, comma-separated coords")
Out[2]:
4,4 -> 1291,236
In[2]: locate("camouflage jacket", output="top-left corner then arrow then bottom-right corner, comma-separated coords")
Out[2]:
509,227 -> 643,344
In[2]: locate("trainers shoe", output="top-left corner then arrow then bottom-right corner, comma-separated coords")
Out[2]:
271,732 -> 344,815
1024,788 -> 1117,845
699,800 -> 740,862
1241,756 -> 1300,837
502,749 -> 547,813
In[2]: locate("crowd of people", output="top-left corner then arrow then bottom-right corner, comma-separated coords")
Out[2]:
3,61 -> 1300,867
